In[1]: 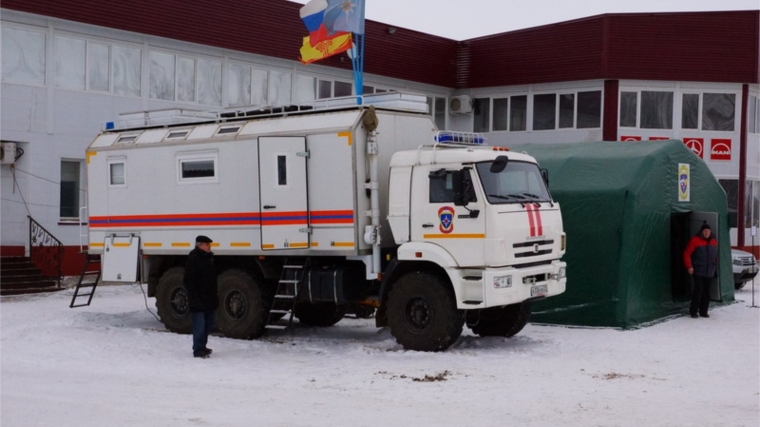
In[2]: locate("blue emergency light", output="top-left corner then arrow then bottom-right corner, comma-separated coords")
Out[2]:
434,131 -> 485,145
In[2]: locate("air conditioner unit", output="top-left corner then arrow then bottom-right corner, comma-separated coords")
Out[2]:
0,142 -> 17,165
449,95 -> 473,115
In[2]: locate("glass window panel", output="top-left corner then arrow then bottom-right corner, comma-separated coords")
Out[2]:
363,85 -> 374,94
227,62 -> 251,106
434,97 -> 446,130
429,172 -> 455,203
112,45 -> 141,97
533,94 -> 556,130
749,96 -> 757,134
619,92 -> 637,127
473,98 -> 490,133
492,98 -> 509,131
60,161 -> 81,218
269,70 -> 291,106
559,94 -> 574,128
751,180 -> 759,227
334,80 -> 352,97
277,155 -> 287,186
197,59 -> 222,106
109,162 -> 125,186
176,57 -> 195,102
54,36 -> 85,90
2,27 -> 46,86
181,160 -> 215,179
681,94 -> 699,129
577,91 -> 601,129
702,93 -> 735,131
294,75 -> 316,104
149,51 -> 175,100
318,80 -> 332,99
719,179 -> 739,228
252,69 -> 268,106
88,43 -> 110,92
640,91 -> 673,129
510,95 -> 527,131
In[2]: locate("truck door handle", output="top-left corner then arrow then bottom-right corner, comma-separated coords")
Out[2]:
263,205 -> 276,209
422,223 -> 434,228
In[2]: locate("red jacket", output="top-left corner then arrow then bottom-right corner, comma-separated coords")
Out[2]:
683,235 -> 718,278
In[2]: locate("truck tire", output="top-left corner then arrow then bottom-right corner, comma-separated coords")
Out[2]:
294,303 -> 347,327
469,301 -> 531,338
217,269 -> 268,339
386,272 -> 464,352
155,267 -> 192,334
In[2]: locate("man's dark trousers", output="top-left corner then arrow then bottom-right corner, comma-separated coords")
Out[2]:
192,311 -> 215,355
690,275 -> 712,316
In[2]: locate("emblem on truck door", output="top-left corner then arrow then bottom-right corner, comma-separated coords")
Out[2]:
438,206 -> 454,234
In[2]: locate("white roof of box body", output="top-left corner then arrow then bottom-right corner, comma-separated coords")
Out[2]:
390,147 -> 538,168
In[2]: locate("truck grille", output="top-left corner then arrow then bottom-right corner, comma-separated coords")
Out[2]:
513,240 -> 554,258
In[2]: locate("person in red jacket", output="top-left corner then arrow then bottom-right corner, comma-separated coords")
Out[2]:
683,223 -> 718,318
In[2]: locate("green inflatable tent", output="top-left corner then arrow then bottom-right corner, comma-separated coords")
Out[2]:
510,140 -> 733,328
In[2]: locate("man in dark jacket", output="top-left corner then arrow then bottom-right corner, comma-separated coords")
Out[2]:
184,235 -> 218,358
683,223 -> 718,318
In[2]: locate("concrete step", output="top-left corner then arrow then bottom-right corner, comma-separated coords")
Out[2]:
1,280 -> 57,290
2,274 -> 50,284
1,286 -> 64,296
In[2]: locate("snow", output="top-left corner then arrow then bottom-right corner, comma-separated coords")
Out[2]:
2,284 -> 759,427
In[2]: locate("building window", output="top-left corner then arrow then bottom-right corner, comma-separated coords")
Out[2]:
2,26 -> 46,86
60,161 -> 82,219
334,80 -> 352,97
55,36 -> 86,90
253,69 -> 269,106
619,92 -> 637,127
577,91 -> 602,128
533,94 -> 556,130
112,45 -> 141,96
177,153 -> 218,183
510,95 -> 527,131
149,51 -> 175,101
318,80 -> 332,99
108,160 -> 126,187
197,59 -> 222,106
492,98 -> 509,131
559,94 -> 575,128
719,179 -> 739,228
749,95 -> 759,134
88,43 -> 110,92
473,98 -> 490,132
702,93 -> 735,131
682,94 -> 700,129
176,57 -> 196,102
640,91 -> 673,129
434,97 -> 446,130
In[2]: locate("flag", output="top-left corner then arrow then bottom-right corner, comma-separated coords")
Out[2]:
324,0 -> 365,35
299,33 -> 353,64
300,0 -> 349,46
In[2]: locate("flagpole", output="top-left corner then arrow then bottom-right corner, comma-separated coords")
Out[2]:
352,1 -> 366,105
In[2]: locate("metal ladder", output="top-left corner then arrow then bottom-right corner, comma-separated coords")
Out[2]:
266,257 -> 309,330
69,254 -> 102,308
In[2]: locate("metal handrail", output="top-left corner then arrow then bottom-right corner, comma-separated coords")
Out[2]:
28,216 -> 63,288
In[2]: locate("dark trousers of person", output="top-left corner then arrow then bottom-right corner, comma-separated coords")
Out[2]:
690,275 -> 712,316
192,310 -> 216,355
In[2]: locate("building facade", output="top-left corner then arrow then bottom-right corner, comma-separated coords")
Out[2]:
1,1 -> 758,274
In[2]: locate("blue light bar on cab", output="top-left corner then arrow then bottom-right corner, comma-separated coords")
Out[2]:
434,131 -> 486,145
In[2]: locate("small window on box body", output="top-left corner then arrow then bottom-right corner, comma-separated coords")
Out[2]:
177,152 -> 218,183
109,160 -> 126,186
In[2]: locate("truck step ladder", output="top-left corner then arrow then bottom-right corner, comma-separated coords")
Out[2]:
266,257 -> 309,330
69,254 -> 102,308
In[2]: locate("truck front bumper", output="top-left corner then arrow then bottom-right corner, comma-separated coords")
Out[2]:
449,260 -> 567,309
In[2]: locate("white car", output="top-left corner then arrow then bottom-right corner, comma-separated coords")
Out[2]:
732,249 -> 758,290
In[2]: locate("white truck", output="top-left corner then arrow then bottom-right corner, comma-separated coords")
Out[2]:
81,93 -> 567,351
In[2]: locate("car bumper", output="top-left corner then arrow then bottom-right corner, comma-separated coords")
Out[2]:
734,265 -> 758,284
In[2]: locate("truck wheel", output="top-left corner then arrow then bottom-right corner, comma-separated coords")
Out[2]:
386,272 -> 464,352
155,267 -> 192,334
469,301 -> 531,338
294,303 -> 347,327
217,269 -> 268,339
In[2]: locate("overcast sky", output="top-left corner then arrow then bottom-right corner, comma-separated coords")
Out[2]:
288,0 -> 759,40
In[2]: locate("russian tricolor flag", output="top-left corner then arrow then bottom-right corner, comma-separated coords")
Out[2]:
300,0 -> 331,46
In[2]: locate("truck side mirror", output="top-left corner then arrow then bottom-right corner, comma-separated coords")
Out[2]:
490,155 -> 509,173
541,168 -> 549,186
453,168 -> 477,207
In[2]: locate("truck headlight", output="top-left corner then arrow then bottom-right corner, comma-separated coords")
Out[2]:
494,275 -> 512,289
559,267 -> 566,279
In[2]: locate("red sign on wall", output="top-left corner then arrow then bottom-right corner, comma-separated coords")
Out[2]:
683,138 -> 704,158
620,136 -> 641,142
710,139 -> 732,161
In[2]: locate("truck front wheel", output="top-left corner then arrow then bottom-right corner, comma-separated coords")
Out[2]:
468,301 -> 531,338
216,269 -> 268,339
155,267 -> 192,334
386,272 -> 464,352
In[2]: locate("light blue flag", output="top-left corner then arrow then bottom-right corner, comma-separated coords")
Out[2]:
324,0 -> 365,35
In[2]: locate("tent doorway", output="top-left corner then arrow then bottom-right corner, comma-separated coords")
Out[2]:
671,211 -> 722,302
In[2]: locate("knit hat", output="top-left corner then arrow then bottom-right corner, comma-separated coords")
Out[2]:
195,235 -> 213,243
700,223 -> 711,231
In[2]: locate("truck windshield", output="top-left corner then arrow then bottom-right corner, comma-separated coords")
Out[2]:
475,160 -> 551,204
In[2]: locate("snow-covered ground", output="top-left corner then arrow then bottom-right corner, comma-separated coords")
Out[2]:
1,283 -> 758,427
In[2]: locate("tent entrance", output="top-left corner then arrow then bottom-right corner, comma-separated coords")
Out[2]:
670,211 -> 722,302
